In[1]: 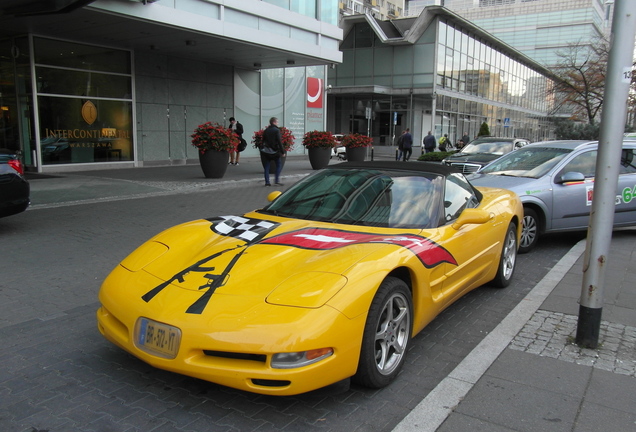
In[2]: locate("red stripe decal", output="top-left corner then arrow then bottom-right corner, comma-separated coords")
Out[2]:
260,228 -> 457,267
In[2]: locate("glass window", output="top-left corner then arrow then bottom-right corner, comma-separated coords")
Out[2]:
291,0 -> 316,19
480,147 -> 572,179
438,22 -> 447,45
33,37 -> 131,74
444,173 -> 480,223
262,169 -> 444,229
558,151 -> 597,178
355,23 -> 374,48
36,67 -> 132,99
320,0 -> 338,24
38,97 -> 133,165
621,149 -> 636,174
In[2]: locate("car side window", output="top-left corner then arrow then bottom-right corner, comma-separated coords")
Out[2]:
444,173 -> 480,223
558,150 -> 597,178
620,149 -> 636,174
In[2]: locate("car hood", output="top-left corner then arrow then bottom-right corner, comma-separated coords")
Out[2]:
446,153 -> 501,165
119,213 -> 435,310
468,172 -> 540,193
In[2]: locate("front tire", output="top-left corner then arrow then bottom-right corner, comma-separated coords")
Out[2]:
353,277 -> 412,389
519,208 -> 539,253
491,222 -> 517,288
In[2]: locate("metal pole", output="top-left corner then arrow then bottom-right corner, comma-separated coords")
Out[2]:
576,0 -> 636,348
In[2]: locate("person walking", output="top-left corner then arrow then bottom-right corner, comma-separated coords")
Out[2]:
228,117 -> 244,165
461,132 -> 471,147
438,133 -> 449,152
396,130 -> 405,161
423,131 -> 436,153
260,117 -> 285,186
402,128 -> 413,161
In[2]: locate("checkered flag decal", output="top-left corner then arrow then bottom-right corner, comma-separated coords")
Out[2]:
210,215 -> 279,243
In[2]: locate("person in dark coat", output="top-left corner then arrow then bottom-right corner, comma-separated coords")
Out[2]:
423,131 -> 436,153
228,117 -> 244,165
260,117 -> 285,186
402,128 -> 413,161
461,132 -> 471,147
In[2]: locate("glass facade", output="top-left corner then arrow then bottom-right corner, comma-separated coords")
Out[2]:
0,37 -> 33,165
435,20 -> 553,141
441,0 -> 608,66
33,37 -> 134,166
329,13 -> 555,146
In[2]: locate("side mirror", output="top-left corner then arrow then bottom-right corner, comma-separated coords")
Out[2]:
267,191 -> 282,202
451,208 -> 493,230
555,171 -> 585,184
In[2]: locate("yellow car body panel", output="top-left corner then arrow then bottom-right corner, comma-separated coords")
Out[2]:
97,180 -> 522,395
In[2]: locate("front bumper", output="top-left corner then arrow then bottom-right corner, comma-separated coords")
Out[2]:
96,285 -> 365,396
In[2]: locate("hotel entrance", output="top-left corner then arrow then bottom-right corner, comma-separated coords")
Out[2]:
0,36 -> 134,171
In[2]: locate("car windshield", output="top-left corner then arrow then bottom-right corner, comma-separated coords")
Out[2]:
461,141 -> 513,155
261,168 -> 443,228
479,147 -> 572,178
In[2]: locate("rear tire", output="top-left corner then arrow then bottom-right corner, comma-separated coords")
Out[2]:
519,208 -> 539,254
491,222 -> 517,288
353,277 -> 412,389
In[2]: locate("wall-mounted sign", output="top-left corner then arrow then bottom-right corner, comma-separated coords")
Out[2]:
307,77 -> 323,108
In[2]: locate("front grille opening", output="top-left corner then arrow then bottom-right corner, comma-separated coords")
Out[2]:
203,350 -> 267,363
450,163 -> 481,174
251,379 -> 291,387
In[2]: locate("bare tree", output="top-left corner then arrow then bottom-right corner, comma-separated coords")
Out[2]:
548,38 -> 609,125
628,59 -> 636,130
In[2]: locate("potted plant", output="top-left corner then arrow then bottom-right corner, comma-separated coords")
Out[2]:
191,122 -> 239,178
253,126 -> 295,173
302,130 -> 336,169
341,133 -> 373,162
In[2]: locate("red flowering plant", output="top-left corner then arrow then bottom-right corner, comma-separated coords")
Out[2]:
191,122 -> 239,153
341,133 -> 373,148
302,130 -> 337,149
252,126 -> 295,152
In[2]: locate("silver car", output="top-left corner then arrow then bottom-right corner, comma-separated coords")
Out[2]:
468,140 -> 636,253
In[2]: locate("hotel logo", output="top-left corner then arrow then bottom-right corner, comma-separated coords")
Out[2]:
81,100 -> 97,125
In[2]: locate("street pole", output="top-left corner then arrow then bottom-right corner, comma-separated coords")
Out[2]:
576,0 -> 636,348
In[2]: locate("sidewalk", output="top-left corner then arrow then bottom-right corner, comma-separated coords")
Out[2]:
25,151 -> 636,431
395,231 -> 636,431
26,146 -> 403,209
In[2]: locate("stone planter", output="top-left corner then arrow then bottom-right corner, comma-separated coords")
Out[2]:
198,150 -> 229,178
307,147 -> 331,170
345,146 -> 368,162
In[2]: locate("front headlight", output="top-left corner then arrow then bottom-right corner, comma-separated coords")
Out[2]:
271,348 -> 334,369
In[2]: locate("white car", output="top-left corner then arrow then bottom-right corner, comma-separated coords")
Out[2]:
331,134 -> 346,160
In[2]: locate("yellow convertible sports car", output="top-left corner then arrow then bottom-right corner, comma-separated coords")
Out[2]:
97,162 -> 522,396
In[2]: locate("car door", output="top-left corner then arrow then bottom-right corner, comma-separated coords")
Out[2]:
550,149 -> 597,231
438,174 -> 501,300
615,147 -> 636,225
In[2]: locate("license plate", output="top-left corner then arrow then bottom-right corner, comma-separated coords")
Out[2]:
135,317 -> 181,359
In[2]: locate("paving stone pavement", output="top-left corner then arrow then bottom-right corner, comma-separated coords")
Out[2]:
511,310 -> 636,377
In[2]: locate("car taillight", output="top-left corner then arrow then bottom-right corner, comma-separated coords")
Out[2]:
8,159 -> 24,175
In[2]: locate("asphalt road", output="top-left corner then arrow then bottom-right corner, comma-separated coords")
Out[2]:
0,181 -> 585,432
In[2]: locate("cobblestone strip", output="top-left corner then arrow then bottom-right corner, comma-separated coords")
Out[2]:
510,310 -> 636,376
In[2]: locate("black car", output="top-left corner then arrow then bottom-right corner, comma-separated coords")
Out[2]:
0,148 -> 30,218
442,137 -> 530,174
